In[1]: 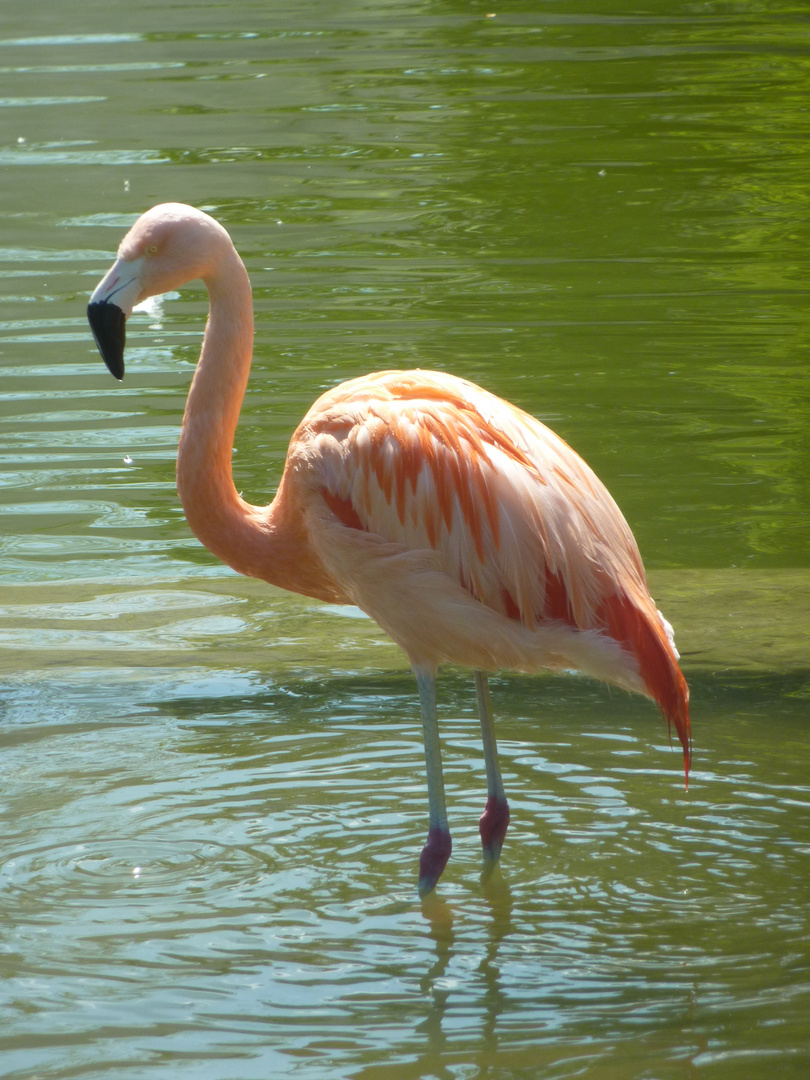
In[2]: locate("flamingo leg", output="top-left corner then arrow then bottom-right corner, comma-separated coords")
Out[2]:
474,670 -> 510,864
414,665 -> 452,896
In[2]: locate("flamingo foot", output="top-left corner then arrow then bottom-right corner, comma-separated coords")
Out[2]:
479,794 -> 510,864
418,825 -> 452,896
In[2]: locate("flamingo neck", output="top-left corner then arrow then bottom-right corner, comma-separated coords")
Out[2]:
174,243 -> 345,604
175,247 -> 266,577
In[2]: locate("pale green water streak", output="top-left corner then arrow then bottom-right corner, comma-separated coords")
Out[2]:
1,2 -> 808,1078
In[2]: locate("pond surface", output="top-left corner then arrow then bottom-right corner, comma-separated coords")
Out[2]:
1,2 -> 809,1078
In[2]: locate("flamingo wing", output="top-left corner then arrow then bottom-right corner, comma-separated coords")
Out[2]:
288,370 -> 690,769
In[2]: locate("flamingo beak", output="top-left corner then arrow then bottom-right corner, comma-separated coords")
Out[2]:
87,299 -> 126,380
87,255 -> 146,381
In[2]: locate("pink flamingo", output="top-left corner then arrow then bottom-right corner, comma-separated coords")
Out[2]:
88,204 -> 690,895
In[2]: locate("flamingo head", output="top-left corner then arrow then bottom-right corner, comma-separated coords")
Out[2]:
87,202 -> 231,380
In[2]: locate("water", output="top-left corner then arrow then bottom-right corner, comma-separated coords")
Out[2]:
1,3 -> 809,1077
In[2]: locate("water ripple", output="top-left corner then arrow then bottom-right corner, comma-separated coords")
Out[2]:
0,838 -> 271,909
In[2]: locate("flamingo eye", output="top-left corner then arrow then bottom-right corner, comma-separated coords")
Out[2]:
147,244 -> 158,255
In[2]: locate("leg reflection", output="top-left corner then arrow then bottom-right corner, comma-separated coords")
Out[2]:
416,892 -> 455,1072
479,863 -> 514,1067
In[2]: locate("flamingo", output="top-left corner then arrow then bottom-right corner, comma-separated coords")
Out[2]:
87,203 -> 690,895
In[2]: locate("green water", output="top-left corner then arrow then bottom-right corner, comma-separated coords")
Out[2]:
1,2 -> 809,1078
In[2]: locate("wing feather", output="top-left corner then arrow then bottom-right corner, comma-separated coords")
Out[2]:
293,371 -> 645,631
287,369 -> 689,772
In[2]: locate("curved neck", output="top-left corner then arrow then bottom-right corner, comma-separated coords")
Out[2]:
174,243 -> 346,604
176,247 -> 261,574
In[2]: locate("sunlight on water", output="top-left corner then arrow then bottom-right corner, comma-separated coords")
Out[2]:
1,2 -> 809,1078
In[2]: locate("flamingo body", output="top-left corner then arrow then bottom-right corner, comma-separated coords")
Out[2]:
88,204 -> 690,894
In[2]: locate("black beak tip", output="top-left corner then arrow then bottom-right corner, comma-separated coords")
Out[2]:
87,300 -> 126,381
